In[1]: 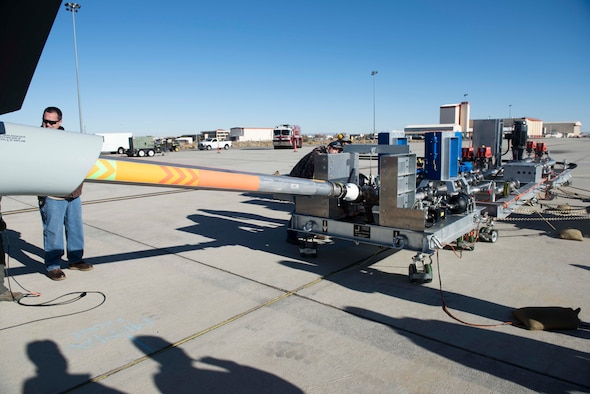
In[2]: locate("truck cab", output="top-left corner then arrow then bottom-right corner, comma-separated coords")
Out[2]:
273,124 -> 302,149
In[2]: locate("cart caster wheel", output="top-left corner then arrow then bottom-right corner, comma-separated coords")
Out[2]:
478,227 -> 487,241
489,229 -> 498,243
408,264 -> 417,283
423,263 -> 433,283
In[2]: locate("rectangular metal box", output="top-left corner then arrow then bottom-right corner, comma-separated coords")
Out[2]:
378,154 -> 424,230
502,162 -> 543,184
472,119 -> 504,166
294,152 -> 358,219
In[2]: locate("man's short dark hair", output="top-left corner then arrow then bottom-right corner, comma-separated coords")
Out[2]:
43,106 -> 62,120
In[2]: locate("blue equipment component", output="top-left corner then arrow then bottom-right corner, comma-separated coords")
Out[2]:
459,161 -> 473,174
378,131 -> 407,146
424,131 -> 462,181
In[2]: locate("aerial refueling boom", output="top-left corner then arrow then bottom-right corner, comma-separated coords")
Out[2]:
0,122 -> 360,202
85,158 -> 360,201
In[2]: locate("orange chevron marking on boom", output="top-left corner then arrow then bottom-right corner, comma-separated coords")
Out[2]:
86,159 -> 261,191
159,166 -> 200,186
86,159 -> 116,180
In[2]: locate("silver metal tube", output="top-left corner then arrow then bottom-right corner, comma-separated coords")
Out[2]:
256,175 -> 341,197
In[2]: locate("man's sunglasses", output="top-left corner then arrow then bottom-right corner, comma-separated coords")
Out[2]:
42,119 -> 60,125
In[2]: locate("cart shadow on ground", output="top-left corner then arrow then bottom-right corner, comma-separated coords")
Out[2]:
344,306 -> 590,393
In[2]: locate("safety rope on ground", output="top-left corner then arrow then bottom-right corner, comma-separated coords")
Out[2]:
497,215 -> 590,222
497,195 -> 590,221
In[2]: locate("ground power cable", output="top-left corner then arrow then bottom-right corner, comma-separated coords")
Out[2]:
0,290 -> 107,332
0,231 -> 107,331
1,229 -> 41,300
434,249 -> 513,328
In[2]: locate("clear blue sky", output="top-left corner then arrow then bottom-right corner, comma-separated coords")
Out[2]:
2,0 -> 589,136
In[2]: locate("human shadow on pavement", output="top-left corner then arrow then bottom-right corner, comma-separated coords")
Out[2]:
132,335 -> 303,393
22,340 -> 124,393
344,306 -> 590,393
3,229 -> 46,275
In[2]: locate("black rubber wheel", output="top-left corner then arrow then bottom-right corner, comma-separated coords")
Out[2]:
489,229 -> 499,243
424,264 -> 433,283
409,264 -> 417,283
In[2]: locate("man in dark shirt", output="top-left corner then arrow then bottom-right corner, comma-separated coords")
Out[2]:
39,106 -> 93,281
289,140 -> 344,179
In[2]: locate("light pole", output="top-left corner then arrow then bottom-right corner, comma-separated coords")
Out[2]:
509,104 -> 513,130
371,71 -> 378,140
65,2 -> 84,133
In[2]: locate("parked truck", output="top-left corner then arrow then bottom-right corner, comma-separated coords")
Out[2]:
273,124 -> 302,149
198,138 -> 231,150
96,132 -> 132,154
126,136 -> 160,157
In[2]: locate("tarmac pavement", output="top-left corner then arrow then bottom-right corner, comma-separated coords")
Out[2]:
1,139 -> 589,393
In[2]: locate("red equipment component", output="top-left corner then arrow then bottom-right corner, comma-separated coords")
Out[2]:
535,142 -> 547,156
477,146 -> 492,158
462,147 -> 474,160
526,140 -> 536,154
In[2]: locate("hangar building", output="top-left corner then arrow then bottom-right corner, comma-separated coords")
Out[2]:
229,127 -> 273,142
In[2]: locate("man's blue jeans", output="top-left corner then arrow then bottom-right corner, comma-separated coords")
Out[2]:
39,197 -> 84,272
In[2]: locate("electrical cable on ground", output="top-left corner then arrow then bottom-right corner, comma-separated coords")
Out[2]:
0,231 -> 107,331
434,249 -> 513,328
0,291 -> 106,331
1,230 -> 41,300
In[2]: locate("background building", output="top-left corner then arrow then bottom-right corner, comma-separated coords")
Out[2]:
405,102 -> 469,139
406,101 -> 583,140
542,121 -> 582,137
500,118 -> 543,138
229,127 -> 273,142
199,129 -> 229,141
